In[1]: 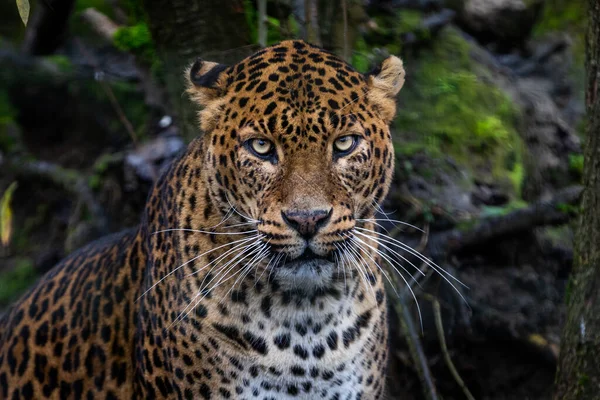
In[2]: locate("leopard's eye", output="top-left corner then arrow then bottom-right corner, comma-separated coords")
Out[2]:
249,139 -> 274,155
333,135 -> 359,155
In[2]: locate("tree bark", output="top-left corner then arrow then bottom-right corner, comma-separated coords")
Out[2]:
553,1 -> 600,398
142,0 -> 254,141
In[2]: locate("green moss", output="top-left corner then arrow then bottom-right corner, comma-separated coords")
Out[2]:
74,0 -> 114,17
533,1 -> 585,36
88,153 -> 122,190
578,373 -> 590,388
533,1 -> 585,100
119,0 -> 147,24
395,27 -> 523,195
556,202 -> 580,215
398,10 -> 424,34
480,200 -> 528,218
0,258 -> 37,306
113,23 -> 156,64
569,153 -> 584,176
368,10 -> 425,53
44,55 -> 73,73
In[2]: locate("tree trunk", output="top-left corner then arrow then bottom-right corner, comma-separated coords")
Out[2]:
553,1 -> 600,398
142,0 -> 254,141
22,0 -> 76,55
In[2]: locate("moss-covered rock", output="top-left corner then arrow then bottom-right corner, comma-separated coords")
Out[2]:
395,27 -> 523,196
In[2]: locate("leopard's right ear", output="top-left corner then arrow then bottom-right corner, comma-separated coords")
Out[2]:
186,58 -> 229,108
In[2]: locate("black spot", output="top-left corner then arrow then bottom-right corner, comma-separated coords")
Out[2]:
291,365 -> 305,376
243,331 -> 268,355
255,81 -> 268,93
260,296 -> 272,318
264,102 -> 277,115
200,383 -> 212,399
273,333 -> 291,350
293,345 -> 309,360
326,331 -> 338,350
312,344 -> 326,359
328,99 -> 340,110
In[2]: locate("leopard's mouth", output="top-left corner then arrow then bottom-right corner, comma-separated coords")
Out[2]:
274,249 -> 337,288
280,249 -> 335,269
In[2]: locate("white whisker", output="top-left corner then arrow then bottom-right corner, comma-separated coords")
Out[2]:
350,235 -> 424,331
355,227 -> 468,288
339,238 -> 377,302
153,228 -> 258,236
137,234 -> 261,301
357,218 -> 424,233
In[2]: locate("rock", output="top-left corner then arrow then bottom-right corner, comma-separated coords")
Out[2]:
458,0 -> 545,48
124,129 -> 184,187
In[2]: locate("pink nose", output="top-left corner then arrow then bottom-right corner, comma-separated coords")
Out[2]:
281,209 -> 332,238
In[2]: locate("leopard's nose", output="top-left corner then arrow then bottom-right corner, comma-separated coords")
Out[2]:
281,208 -> 332,239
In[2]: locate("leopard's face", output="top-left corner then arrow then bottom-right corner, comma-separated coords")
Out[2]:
188,40 -> 404,285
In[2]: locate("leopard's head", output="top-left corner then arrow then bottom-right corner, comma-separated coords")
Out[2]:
187,40 -> 404,286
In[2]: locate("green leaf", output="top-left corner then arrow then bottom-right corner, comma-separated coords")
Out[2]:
0,182 -> 18,247
16,0 -> 30,26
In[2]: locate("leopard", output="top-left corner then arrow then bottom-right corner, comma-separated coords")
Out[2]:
0,39 -> 405,399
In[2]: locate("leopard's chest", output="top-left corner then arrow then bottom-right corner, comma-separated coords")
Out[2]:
186,284 -> 387,399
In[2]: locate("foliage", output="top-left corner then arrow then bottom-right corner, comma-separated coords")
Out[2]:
15,0 -> 29,26
351,37 -> 371,73
0,182 -> 17,247
0,258 -> 37,306
243,0 -> 282,46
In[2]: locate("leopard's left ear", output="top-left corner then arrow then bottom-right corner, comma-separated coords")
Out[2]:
366,55 -> 405,123
186,58 -> 229,107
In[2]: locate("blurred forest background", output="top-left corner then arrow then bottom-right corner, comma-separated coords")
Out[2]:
0,0 -> 589,398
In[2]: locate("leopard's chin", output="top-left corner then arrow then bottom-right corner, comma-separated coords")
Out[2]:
273,253 -> 337,290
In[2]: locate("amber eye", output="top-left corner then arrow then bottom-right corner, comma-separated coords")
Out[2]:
333,135 -> 359,154
247,138 -> 275,158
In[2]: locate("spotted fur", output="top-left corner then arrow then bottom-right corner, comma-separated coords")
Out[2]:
0,40 -> 405,399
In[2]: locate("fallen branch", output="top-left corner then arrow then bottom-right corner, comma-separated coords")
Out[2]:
1,156 -> 108,234
431,297 -> 476,400
427,185 -> 582,259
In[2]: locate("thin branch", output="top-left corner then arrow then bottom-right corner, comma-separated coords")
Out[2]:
428,185 -> 582,258
431,297 -> 476,400
341,0 -> 348,61
75,39 -> 138,144
80,8 -> 119,41
392,293 -> 439,400
257,0 -> 268,47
